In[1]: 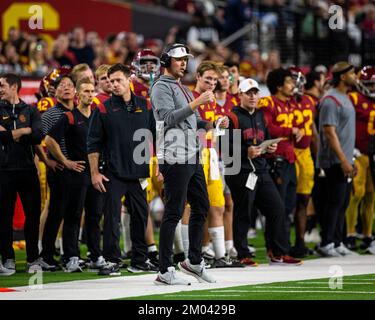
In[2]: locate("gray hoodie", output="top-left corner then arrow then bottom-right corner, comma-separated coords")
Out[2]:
150,75 -> 207,163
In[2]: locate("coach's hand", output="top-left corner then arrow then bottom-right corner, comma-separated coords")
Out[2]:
92,172 -> 110,193
64,160 -> 86,173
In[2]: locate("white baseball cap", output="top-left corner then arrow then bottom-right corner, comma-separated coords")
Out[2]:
168,45 -> 194,59
239,78 -> 260,93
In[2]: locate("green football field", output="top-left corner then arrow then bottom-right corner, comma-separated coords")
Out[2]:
123,273 -> 375,300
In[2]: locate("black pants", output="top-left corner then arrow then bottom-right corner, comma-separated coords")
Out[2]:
84,185 -> 104,262
158,161 -> 209,273
269,158 -> 297,251
41,169 -> 70,262
62,172 -> 87,259
311,168 -> 328,230
226,171 -> 289,258
103,173 -> 148,265
0,169 -> 41,263
320,164 -> 352,246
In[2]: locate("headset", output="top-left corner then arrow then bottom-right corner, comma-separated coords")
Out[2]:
160,43 -> 191,68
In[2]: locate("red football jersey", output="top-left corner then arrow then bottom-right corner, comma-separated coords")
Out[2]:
258,95 -> 296,163
216,93 -> 238,116
349,91 -> 375,154
192,90 -> 218,148
130,78 -> 150,99
37,97 -> 57,114
91,93 -> 110,110
292,94 -> 317,149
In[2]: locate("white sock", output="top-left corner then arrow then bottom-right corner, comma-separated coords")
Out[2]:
181,223 -> 189,259
148,244 -> 157,253
58,238 -> 64,256
173,221 -> 184,254
208,226 -> 226,259
78,227 -> 83,242
225,240 -> 234,254
38,240 -> 42,254
121,208 -> 132,253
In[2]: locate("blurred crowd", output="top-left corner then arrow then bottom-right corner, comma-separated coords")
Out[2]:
0,0 -> 374,81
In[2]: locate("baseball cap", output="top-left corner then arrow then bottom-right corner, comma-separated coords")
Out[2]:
239,78 -> 260,93
167,45 -> 194,59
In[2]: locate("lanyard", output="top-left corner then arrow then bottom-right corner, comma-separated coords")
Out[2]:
177,82 -> 193,104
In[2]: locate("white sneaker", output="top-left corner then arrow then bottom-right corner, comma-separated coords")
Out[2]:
26,257 -> 57,273
4,259 -> 15,270
317,243 -> 341,257
367,241 -> 375,254
202,247 -> 215,260
64,257 -> 83,273
0,262 -> 15,276
178,259 -> 216,283
154,266 -> 191,285
87,256 -> 107,270
305,228 -> 321,244
335,243 -> 359,256
248,245 -> 256,255
247,228 -> 257,239
227,246 -> 238,259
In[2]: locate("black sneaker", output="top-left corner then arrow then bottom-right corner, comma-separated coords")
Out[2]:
127,260 -> 158,273
290,245 -> 310,258
360,236 -> 373,250
173,252 -> 185,264
212,257 -> 245,268
98,262 -> 121,276
345,236 -> 358,250
42,257 -> 61,270
148,251 -> 159,268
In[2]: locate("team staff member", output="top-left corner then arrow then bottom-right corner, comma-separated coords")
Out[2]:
46,79 -> 106,272
258,68 -> 303,251
40,75 -> 75,268
150,43 -> 226,285
225,78 -> 302,266
88,63 -> 157,273
316,61 -> 357,257
130,49 -> 161,266
0,73 -> 54,273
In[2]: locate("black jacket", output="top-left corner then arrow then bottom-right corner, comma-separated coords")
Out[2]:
226,106 -> 271,173
87,93 -> 155,179
0,99 -> 42,171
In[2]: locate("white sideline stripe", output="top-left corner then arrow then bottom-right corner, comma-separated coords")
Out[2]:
2,255 -> 375,300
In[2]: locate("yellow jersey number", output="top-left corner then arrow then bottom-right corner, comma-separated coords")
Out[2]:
293,109 -> 313,136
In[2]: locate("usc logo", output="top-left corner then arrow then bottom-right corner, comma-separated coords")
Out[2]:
2,2 -> 59,49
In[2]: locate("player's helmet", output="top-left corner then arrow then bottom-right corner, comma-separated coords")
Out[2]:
132,49 -> 160,81
39,66 -> 72,98
356,66 -> 375,99
289,66 -> 306,97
